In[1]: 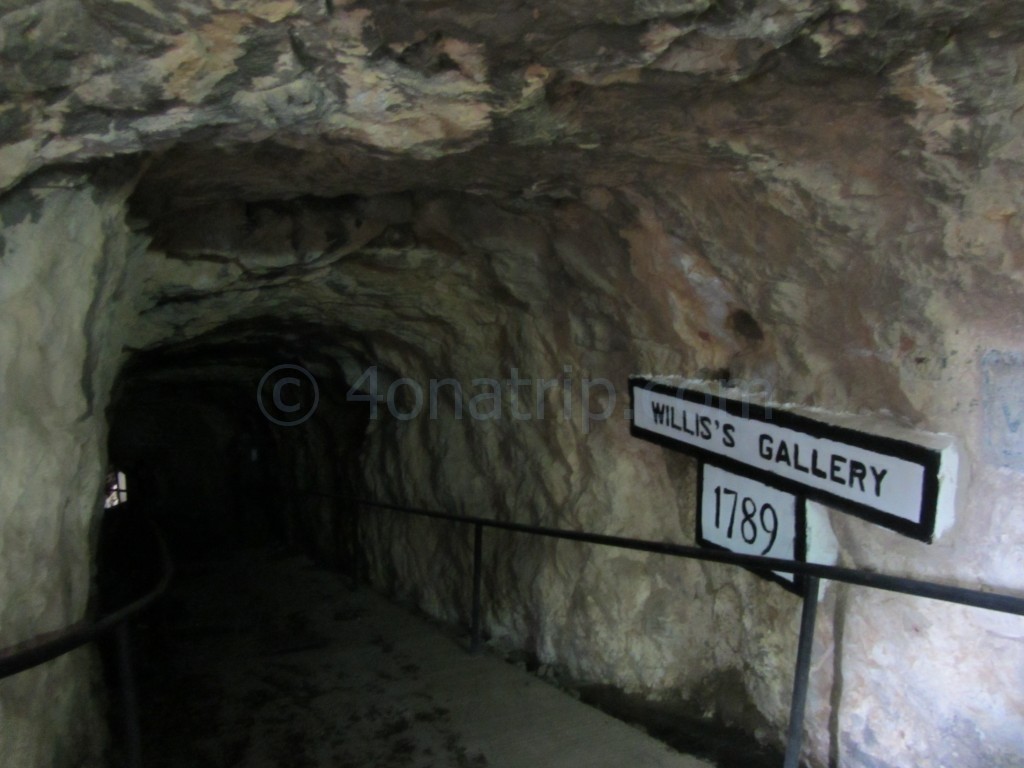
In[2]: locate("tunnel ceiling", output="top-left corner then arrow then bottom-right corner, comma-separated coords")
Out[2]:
2,0 -> 1021,418
4,0 -> 1023,206
3,0 -> 1023,412
0,0 -> 1020,384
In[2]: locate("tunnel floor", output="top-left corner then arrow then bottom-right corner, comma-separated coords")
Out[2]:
128,546 -> 713,768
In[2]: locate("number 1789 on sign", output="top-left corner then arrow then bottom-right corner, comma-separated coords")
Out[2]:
698,463 -> 804,588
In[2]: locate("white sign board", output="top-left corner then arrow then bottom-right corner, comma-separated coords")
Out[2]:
631,377 -> 958,542
698,463 -> 803,591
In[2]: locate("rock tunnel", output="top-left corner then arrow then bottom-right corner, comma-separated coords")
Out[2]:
2,1 -> 1024,766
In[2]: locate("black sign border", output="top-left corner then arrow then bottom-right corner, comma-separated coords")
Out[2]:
696,461 -> 807,596
630,377 -> 943,543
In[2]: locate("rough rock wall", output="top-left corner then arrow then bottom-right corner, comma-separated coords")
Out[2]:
0,174 -> 148,767
344,190 -> 1024,767
2,0 -> 1024,766
125,182 -> 1024,766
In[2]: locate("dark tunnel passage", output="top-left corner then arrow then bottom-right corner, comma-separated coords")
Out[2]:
103,331 -> 371,564
94,331 -> 383,765
91,328 -> 788,768
76,162 -> 995,768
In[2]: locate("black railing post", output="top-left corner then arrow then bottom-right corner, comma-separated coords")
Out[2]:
351,503 -> 362,588
115,621 -> 142,768
470,522 -> 483,655
784,576 -> 821,768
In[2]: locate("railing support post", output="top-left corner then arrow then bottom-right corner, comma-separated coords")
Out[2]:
784,576 -> 820,768
471,522 -> 483,655
352,503 -> 362,588
115,621 -> 142,768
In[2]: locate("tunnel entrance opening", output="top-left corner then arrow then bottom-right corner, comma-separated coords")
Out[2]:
101,172 -> 801,764
96,326 -> 373,764
104,326 -> 371,566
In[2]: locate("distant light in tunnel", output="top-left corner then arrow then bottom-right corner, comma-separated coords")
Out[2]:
104,470 -> 128,509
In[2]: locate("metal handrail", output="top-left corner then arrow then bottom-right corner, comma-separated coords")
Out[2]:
0,514 -> 173,768
306,492 -> 1024,768
343,497 -> 1024,616
0,516 -> 174,679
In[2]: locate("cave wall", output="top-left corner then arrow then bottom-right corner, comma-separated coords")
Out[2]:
344,190 -> 1024,767
117,179 -> 1024,766
2,1 -> 1024,767
0,174 -> 148,766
